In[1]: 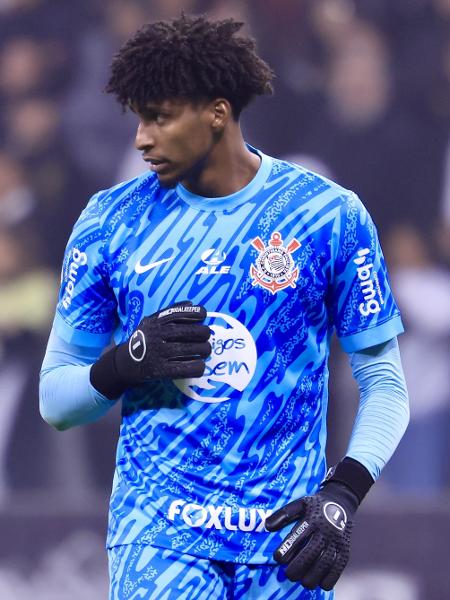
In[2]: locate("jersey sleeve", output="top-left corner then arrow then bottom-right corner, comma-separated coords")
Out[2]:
329,192 -> 404,352
54,191 -> 118,348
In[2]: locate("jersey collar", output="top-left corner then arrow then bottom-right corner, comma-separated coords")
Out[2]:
175,146 -> 272,212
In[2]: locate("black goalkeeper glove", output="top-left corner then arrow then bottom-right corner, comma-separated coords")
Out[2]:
265,457 -> 374,591
90,301 -> 211,399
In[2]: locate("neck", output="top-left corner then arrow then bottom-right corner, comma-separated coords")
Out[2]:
181,123 -> 261,197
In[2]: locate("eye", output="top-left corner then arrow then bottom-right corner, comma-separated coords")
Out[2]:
139,109 -> 168,124
155,112 -> 166,124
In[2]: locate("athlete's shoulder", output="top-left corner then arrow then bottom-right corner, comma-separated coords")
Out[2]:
264,152 -> 359,214
90,171 -> 158,216
276,155 -> 348,192
70,171 -> 159,244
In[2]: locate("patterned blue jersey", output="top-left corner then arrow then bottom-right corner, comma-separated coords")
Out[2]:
55,149 -> 403,564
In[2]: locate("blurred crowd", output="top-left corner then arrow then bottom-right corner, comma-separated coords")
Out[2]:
0,0 -> 449,507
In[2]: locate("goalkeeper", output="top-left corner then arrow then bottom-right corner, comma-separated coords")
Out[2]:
39,14 -> 409,599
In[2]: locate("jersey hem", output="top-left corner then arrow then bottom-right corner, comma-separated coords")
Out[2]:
105,540 -> 279,565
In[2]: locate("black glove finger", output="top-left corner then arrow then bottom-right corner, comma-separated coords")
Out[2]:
273,517 -> 315,564
162,323 -> 211,343
164,359 -> 206,379
146,301 -> 191,320
320,543 -> 350,591
156,303 -> 207,324
284,532 -> 326,582
266,497 -> 307,532
300,543 -> 337,590
163,341 -> 211,360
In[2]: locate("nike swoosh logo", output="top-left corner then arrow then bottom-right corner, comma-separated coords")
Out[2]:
135,256 -> 174,274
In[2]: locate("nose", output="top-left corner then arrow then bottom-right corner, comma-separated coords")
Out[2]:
135,121 -> 155,152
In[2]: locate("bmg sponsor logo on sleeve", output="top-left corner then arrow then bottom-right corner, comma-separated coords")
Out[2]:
353,248 -> 384,317
61,248 -> 88,309
174,312 -> 257,403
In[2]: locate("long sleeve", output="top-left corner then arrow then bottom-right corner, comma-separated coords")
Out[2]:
39,327 -> 117,431
346,337 -> 410,480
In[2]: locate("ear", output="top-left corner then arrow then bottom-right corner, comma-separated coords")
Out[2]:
210,98 -> 232,131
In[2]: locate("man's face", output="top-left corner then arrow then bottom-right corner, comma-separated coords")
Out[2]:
134,98 -> 217,187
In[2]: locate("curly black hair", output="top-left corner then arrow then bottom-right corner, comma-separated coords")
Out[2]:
105,14 -> 274,118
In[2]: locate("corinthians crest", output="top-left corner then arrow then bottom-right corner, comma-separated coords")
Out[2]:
250,231 -> 301,294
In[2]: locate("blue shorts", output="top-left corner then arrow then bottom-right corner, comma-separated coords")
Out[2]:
108,544 -> 334,600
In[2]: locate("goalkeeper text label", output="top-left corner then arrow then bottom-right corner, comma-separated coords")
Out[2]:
168,499 -> 273,532
278,520 -> 310,556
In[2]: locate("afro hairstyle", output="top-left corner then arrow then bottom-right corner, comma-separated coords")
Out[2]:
105,14 -> 274,118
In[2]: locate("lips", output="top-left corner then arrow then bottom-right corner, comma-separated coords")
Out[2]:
143,156 -> 170,174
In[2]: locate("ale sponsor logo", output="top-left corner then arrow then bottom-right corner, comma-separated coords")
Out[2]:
196,248 -> 231,275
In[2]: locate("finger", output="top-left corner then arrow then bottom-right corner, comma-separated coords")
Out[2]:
162,323 -> 211,343
164,342 -> 211,360
300,544 -> 337,590
274,519 -> 315,565
284,532 -> 325,581
266,498 -> 307,531
164,359 -> 206,379
320,545 -> 350,591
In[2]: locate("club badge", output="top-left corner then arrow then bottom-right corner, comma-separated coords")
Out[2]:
250,231 -> 301,294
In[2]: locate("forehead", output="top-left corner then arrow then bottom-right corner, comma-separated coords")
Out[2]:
133,97 -> 209,114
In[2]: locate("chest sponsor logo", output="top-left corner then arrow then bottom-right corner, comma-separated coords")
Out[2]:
174,312 -> 257,403
135,256 -> 174,274
250,231 -> 301,294
353,248 -> 384,316
196,248 -> 230,275
61,248 -> 88,309
168,499 -> 273,533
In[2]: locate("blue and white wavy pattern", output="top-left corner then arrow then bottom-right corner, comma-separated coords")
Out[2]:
57,154 -> 402,568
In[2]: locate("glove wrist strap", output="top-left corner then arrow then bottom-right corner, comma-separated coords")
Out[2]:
323,457 -> 374,504
90,345 -> 129,400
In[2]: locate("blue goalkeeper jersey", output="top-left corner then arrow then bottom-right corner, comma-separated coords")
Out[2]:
54,148 -> 403,563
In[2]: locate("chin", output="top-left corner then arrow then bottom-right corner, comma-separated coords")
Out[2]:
157,174 -> 179,189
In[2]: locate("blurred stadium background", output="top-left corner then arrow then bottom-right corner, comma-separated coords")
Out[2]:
0,1 -> 449,598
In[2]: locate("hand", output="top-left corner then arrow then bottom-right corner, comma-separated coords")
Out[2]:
90,301 -> 211,398
115,301 -> 211,382
265,481 -> 358,591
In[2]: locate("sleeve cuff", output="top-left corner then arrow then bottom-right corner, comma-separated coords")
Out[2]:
54,312 -> 113,348
339,315 -> 404,353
